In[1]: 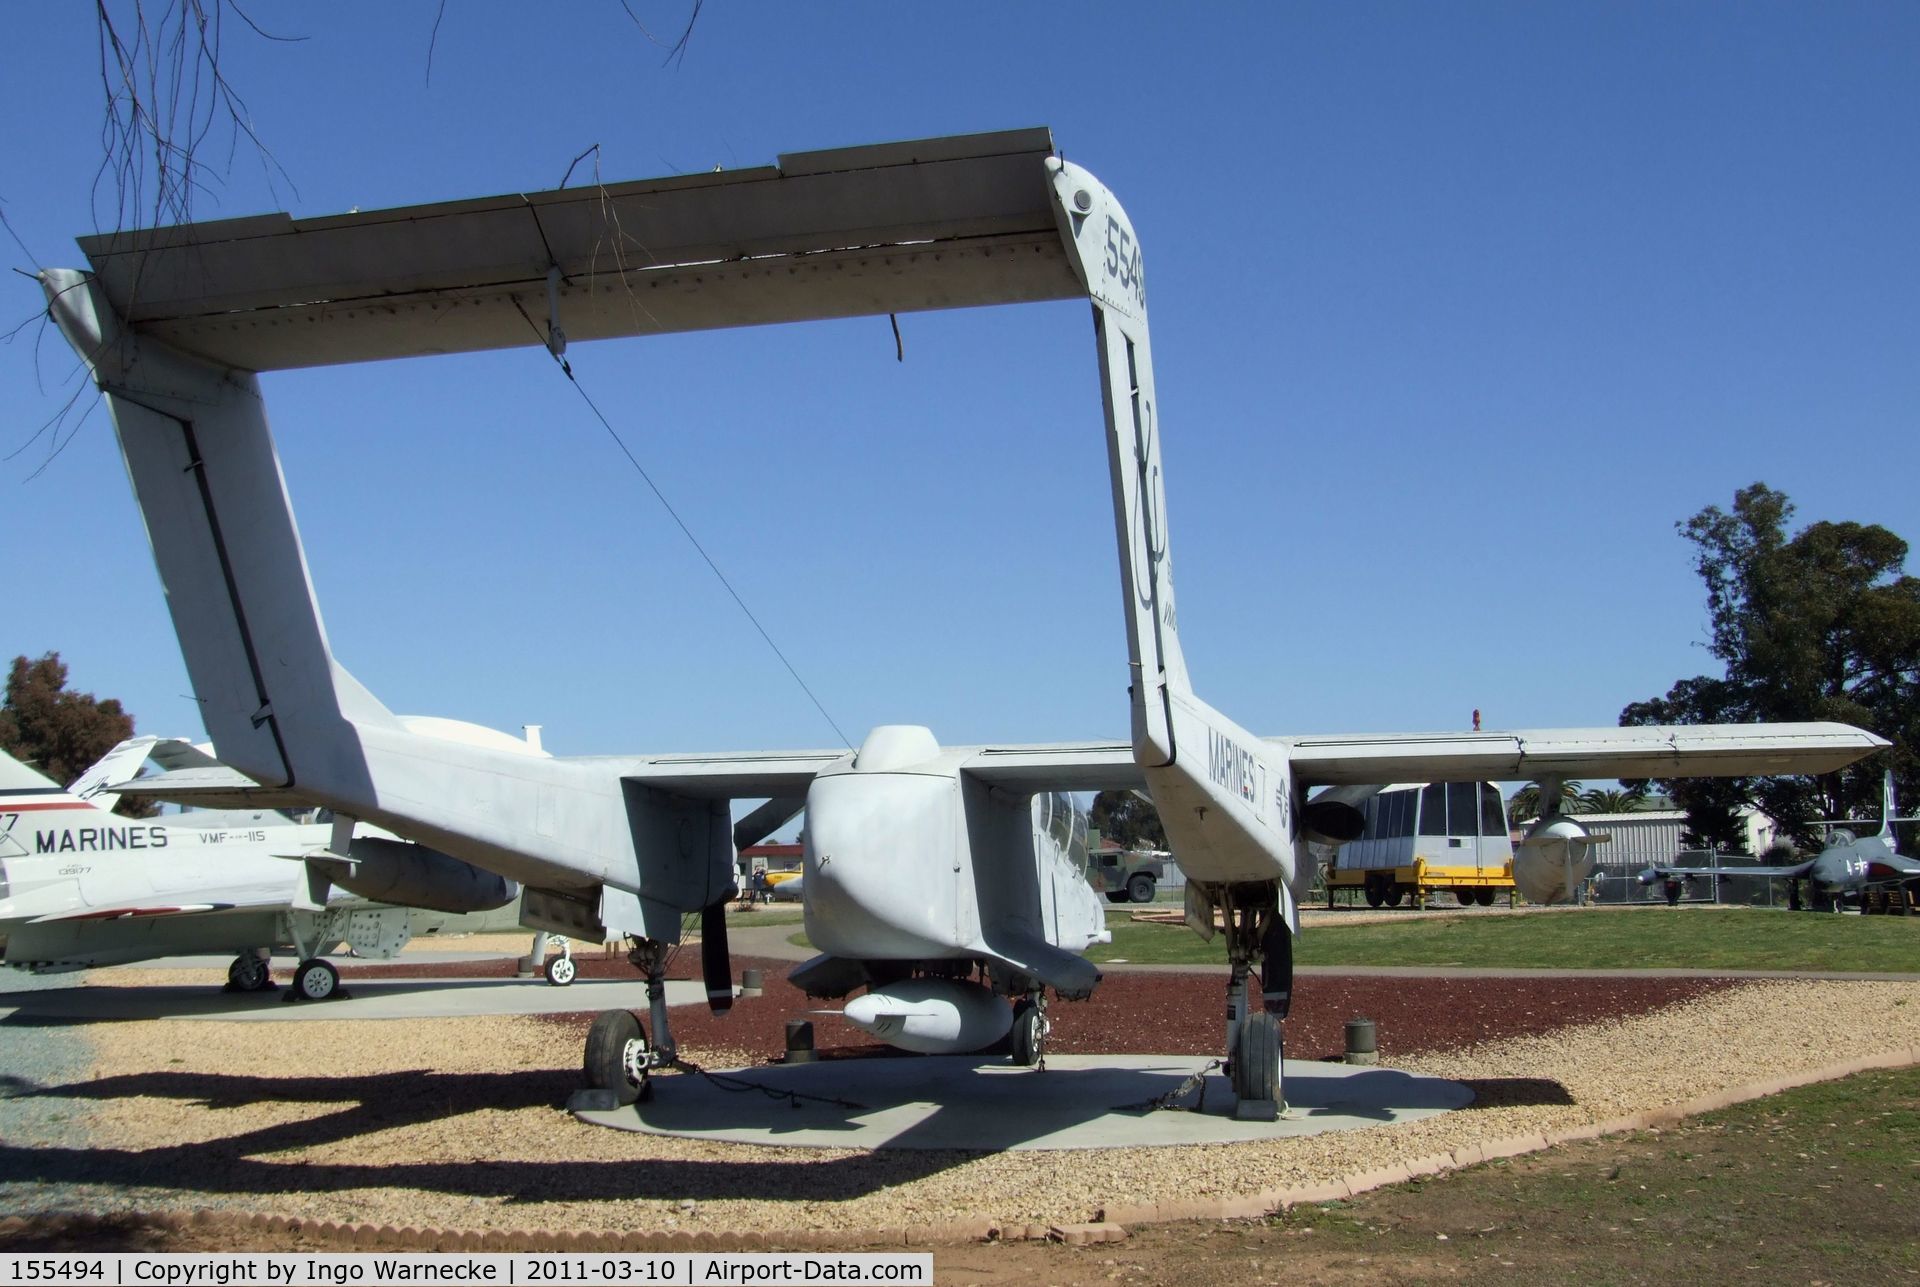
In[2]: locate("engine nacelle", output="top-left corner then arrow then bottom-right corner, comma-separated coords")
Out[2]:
1299,797 -> 1366,847
840,978 -> 1013,1054
1513,817 -> 1599,905
333,837 -> 519,914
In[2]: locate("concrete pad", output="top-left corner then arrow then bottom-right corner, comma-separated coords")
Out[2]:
106,951 -> 519,969
575,1054 -> 1473,1151
0,976 -> 717,1023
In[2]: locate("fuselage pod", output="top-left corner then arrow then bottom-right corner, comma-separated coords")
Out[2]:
840,978 -> 1013,1055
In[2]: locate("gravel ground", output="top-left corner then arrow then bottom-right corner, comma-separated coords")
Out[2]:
0,972 -> 99,1215
2,966 -> 1916,1237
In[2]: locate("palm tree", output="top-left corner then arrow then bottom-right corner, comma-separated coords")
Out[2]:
1574,784 -> 1651,815
1506,780 -> 1583,826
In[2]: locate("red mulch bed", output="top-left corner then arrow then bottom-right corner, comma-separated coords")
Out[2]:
335,952 -> 1744,1064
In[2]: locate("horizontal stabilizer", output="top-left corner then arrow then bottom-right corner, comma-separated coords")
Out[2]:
76,129 -> 1074,372
107,766 -> 311,811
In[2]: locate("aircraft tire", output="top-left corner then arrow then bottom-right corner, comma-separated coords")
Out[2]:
545,954 -> 577,986
1009,998 -> 1044,1067
585,1009 -> 648,1106
1106,891 -> 1129,904
292,958 -> 339,1002
1127,874 -> 1156,904
227,953 -> 271,992
1232,1012 -> 1282,1110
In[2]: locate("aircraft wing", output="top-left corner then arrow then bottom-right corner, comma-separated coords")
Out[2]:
26,875 -> 302,923
954,742 -> 1142,793
106,765 -> 314,811
951,725 -> 1884,795
1277,723 -> 1886,787
606,749 -> 851,798
1867,854 -> 1920,881
1640,860 -> 1817,882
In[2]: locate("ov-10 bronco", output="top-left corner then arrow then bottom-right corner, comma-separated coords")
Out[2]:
46,128 -> 1885,1119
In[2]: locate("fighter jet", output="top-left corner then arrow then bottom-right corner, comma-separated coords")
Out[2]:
41,129 -> 1886,1118
1,741 -> 517,998
1638,773 -> 1915,912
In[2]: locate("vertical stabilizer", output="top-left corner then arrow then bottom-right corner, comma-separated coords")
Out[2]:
0,748 -> 69,796
64,736 -> 161,810
1046,163 -> 1295,902
39,270 -> 392,798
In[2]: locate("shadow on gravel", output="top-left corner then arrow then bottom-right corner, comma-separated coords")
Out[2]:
1,1066 -> 969,1204
0,1213 -> 176,1252
1446,1076 -> 1576,1109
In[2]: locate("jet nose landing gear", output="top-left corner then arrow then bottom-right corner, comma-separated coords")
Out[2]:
224,950 -> 276,993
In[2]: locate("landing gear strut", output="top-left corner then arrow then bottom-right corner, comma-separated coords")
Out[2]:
1009,993 -> 1050,1068
1216,882 -> 1288,1121
543,938 -> 576,986
583,937 -> 678,1105
279,916 -> 349,1003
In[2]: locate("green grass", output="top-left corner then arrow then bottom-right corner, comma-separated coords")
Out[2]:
1084,906 -> 1920,972
725,905 -> 807,927
1239,1063 -> 1920,1283
788,905 -> 1919,972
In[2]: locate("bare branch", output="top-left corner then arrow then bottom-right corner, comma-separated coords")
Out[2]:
613,0 -> 704,68
89,1 -> 301,237
425,0 -> 448,88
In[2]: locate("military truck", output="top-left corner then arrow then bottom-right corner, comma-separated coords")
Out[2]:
1088,848 -> 1172,903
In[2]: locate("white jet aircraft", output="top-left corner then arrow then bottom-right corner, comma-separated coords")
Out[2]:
1,740 -> 518,999
41,129 -> 1885,1117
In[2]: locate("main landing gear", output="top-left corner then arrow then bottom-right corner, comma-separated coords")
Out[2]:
278,917 -> 351,1003
583,938 -> 679,1105
1009,992 -> 1051,1068
1214,882 -> 1290,1121
291,957 -> 340,1002
224,950 -> 276,993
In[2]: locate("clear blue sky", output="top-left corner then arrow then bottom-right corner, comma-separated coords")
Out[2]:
3,3 -> 1915,762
